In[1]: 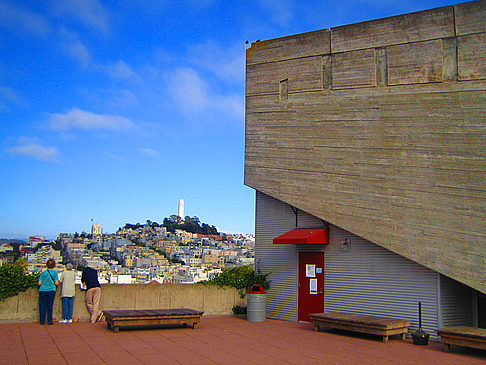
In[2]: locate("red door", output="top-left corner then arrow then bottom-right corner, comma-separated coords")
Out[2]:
298,251 -> 324,322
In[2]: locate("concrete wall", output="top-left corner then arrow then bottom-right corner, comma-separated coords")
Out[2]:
0,284 -> 246,322
245,1 -> 486,293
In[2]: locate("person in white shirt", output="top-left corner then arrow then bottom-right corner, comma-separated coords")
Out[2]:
59,263 -> 76,323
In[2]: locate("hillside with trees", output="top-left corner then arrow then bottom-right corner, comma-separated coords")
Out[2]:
123,216 -> 218,235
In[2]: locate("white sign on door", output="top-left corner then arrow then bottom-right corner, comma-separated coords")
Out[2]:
306,264 -> 316,278
310,278 -> 318,294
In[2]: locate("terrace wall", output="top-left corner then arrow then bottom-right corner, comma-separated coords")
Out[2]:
0,284 -> 245,322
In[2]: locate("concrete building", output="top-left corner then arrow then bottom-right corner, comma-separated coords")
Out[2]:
245,1 -> 486,337
109,274 -> 134,284
0,248 -> 16,265
27,236 -> 47,249
203,249 -> 225,267
178,199 -> 184,219
32,246 -> 62,266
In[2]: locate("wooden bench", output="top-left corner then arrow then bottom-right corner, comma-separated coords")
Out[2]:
103,308 -> 204,333
310,312 -> 411,343
436,326 -> 486,352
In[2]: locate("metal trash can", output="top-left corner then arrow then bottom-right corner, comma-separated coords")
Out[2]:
247,284 -> 267,322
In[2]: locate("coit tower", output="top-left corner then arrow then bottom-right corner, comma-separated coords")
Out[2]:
178,199 -> 184,219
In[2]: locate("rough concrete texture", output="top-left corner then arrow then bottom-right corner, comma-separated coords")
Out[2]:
0,284 -> 245,322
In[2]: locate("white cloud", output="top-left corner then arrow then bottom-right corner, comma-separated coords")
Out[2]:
167,67 -> 209,112
48,108 -> 136,131
107,60 -> 139,81
0,86 -> 23,111
51,0 -> 109,33
58,133 -> 77,141
165,66 -> 244,122
7,138 -> 59,162
66,41 -> 91,68
188,41 -> 245,83
0,2 -> 50,36
0,86 -> 25,112
105,151 -> 126,163
110,89 -> 138,108
211,94 -> 244,121
0,86 -> 20,103
138,148 -> 159,158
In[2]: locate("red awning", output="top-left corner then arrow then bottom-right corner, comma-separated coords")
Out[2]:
273,228 -> 329,245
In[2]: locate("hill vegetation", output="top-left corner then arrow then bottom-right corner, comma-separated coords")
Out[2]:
0,258 -> 39,301
123,215 -> 219,235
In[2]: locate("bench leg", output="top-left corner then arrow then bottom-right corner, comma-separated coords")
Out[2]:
382,336 -> 389,343
443,343 -> 451,353
314,324 -> 320,332
113,326 -> 119,333
401,333 -> 406,340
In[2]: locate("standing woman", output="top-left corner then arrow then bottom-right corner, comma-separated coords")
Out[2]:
38,259 -> 60,325
59,263 -> 75,323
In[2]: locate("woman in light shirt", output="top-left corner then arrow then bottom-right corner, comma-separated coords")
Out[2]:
59,263 -> 76,323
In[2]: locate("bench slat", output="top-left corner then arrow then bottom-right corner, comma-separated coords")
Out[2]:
437,326 -> 486,339
103,308 -> 203,318
310,312 -> 411,329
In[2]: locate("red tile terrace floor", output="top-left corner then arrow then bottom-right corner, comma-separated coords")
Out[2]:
1,316 -> 485,365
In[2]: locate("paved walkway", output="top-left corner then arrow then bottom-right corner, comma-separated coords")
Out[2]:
1,316 -> 485,364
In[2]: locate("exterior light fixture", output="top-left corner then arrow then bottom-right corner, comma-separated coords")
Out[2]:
340,238 -> 351,251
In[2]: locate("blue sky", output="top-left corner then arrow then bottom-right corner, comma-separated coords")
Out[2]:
0,0 -> 465,239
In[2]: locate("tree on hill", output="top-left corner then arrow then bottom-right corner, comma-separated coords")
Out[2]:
162,215 -> 218,235
123,222 -> 142,231
162,215 -> 179,233
147,220 -> 159,228
123,215 -> 218,235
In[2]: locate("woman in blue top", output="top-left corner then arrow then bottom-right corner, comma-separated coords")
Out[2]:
38,259 -> 60,325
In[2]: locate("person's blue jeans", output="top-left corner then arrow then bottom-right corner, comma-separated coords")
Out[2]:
39,291 -> 56,324
61,296 -> 74,320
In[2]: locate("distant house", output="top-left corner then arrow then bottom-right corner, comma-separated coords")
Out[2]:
0,244 -> 13,253
0,245 -> 15,265
245,1 -> 486,337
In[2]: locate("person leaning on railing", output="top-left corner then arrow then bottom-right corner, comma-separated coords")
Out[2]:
81,266 -> 103,323
38,259 -> 60,325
